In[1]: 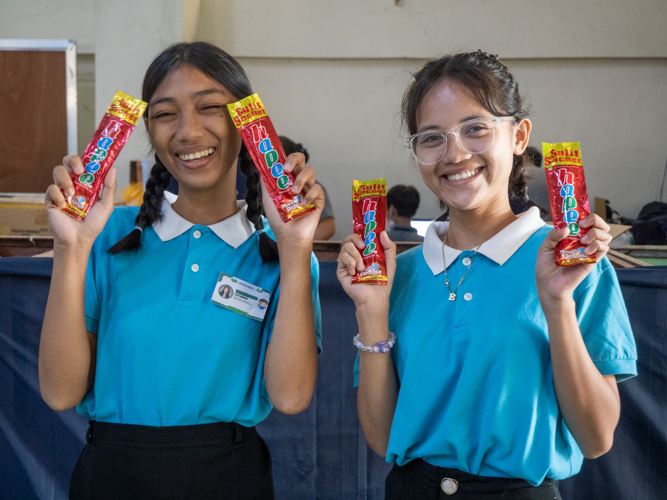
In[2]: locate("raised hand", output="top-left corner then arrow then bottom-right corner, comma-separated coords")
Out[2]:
536,213 -> 612,307
260,152 -> 325,247
337,231 -> 396,309
44,156 -> 117,248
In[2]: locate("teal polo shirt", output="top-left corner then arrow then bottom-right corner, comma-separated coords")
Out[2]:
78,199 -> 322,427
354,207 -> 637,485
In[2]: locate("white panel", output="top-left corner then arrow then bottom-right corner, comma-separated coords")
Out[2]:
66,42 -> 78,156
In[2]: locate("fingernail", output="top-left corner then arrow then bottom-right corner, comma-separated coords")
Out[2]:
284,162 -> 291,172
292,185 -> 299,194
61,202 -> 67,209
67,188 -> 75,196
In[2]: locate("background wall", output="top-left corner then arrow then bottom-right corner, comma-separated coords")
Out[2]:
234,57 -> 667,234
1,0 -> 666,239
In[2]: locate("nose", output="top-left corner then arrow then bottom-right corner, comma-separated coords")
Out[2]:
175,107 -> 205,142
441,131 -> 472,165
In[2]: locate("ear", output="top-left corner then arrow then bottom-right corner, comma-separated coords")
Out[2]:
388,205 -> 397,220
513,118 -> 532,156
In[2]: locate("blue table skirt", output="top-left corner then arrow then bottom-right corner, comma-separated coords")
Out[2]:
1,258 -> 665,500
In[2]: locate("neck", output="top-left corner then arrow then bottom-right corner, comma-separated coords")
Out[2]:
445,198 -> 517,250
392,216 -> 412,227
171,170 -> 239,226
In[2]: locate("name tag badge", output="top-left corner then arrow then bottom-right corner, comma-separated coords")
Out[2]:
211,273 -> 272,322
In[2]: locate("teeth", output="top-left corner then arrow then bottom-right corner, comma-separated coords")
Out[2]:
178,148 -> 214,161
446,168 -> 480,182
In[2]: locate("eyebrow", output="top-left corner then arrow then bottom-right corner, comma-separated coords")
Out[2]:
150,88 -> 229,106
417,114 -> 486,133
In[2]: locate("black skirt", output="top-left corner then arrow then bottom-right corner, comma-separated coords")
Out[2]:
385,459 -> 562,500
70,420 -> 274,500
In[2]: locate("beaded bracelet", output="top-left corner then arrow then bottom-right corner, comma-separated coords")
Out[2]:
353,332 -> 396,353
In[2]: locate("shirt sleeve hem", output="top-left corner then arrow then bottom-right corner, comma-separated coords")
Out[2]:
594,359 -> 637,382
85,316 -> 99,335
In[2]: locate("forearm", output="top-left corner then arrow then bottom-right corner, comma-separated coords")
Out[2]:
545,298 -> 620,458
39,243 -> 95,410
264,244 -> 318,414
355,304 -> 398,457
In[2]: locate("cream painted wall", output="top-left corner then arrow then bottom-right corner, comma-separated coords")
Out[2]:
1,0 -> 666,232
94,0 -> 183,196
238,57 -> 667,239
199,0 -> 667,59
0,0 -> 95,53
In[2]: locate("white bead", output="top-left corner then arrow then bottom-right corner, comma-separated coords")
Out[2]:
441,477 -> 458,495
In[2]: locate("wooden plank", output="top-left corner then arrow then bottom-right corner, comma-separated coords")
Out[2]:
607,249 -> 651,268
609,245 -> 667,259
0,50 -> 68,193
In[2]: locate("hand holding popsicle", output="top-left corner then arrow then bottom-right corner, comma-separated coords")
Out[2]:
45,157 -> 117,248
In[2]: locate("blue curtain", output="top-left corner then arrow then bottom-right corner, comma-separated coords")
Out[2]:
1,259 -> 665,499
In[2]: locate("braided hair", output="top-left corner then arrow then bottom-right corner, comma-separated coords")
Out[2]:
109,42 -> 278,263
108,155 -> 172,254
401,50 -> 530,215
238,143 -> 279,262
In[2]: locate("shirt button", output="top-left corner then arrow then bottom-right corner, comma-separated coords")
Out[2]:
462,257 -> 471,266
191,264 -> 199,272
193,230 -> 201,239
464,292 -> 473,301
441,477 -> 458,495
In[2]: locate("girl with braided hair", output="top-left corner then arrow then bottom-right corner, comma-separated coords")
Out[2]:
40,42 -> 323,499
337,51 -> 636,499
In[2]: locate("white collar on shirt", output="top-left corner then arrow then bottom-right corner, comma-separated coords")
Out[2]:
422,206 -> 545,276
153,194 -> 255,249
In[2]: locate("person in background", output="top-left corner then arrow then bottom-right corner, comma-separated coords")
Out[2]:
523,146 -> 550,215
279,136 -> 336,240
386,185 -> 424,243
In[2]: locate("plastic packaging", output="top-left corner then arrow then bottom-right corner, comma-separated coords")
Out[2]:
59,90 -> 147,221
543,142 -> 596,266
228,94 -> 315,223
352,179 -> 388,285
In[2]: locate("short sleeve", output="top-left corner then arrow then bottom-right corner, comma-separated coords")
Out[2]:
574,256 -> 638,382
267,252 -> 323,355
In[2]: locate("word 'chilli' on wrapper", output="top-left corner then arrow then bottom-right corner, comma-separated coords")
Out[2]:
352,179 -> 388,285
227,94 -> 316,223
543,142 -> 596,266
59,90 -> 147,221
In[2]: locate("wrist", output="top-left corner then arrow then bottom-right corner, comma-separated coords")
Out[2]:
355,303 -> 390,342
276,238 -> 312,256
53,239 -> 93,255
355,301 -> 390,320
539,294 -> 576,318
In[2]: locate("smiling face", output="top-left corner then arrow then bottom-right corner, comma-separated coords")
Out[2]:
415,79 -> 530,215
146,65 -> 242,196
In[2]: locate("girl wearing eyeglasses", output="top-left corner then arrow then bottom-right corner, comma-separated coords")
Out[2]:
337,51 -> 636,499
